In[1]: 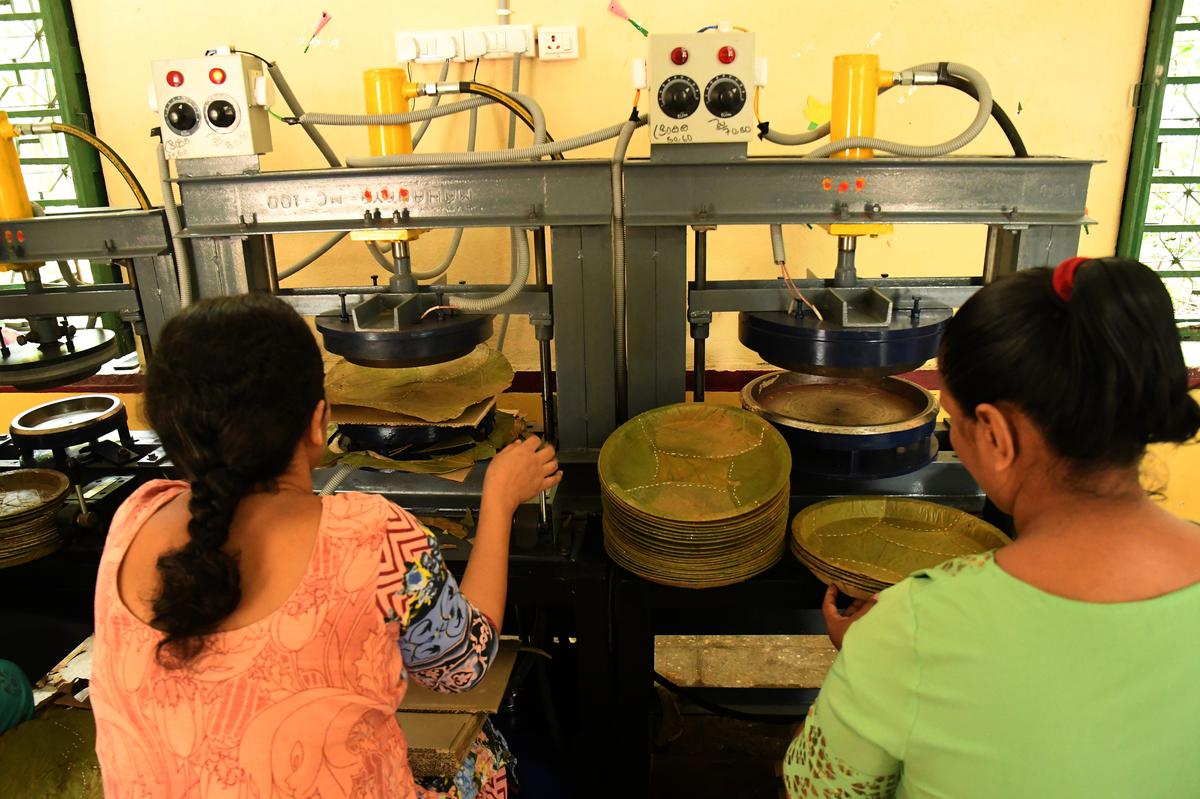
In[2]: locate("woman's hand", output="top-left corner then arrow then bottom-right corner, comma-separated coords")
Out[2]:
483,435 -> 562,514
822,585 -> 877,651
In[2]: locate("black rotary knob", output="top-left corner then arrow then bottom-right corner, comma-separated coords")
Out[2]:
165,101 -> 198,134
704,75 -> 747,118
206,99 -> 238,129
657,75 -> 701,119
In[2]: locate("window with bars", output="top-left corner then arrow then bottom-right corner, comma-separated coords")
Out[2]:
0,0 -> 129,350
1120,0 -> 1200,348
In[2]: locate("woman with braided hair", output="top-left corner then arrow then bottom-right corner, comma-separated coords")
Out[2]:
89,293 -> 560,798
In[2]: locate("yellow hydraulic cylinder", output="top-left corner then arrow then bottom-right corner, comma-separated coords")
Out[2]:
0,112 -> 36,272
359,69 -> 425,243
364,68 -> 419,158
830,54 -> 894,160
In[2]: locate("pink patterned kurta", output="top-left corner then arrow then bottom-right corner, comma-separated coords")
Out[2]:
91,480 -> 506,799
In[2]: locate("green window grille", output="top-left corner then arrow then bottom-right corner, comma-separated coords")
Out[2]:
1119,0 -> 1200,344
0,0 -> 129,352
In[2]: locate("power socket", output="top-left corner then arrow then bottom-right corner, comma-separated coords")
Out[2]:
537,26 -> 579,60
463,24 -> 535,60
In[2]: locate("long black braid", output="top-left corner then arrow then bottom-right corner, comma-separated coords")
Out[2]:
144,294 -> 324,665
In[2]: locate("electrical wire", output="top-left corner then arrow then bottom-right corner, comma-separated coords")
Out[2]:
753,86 -> 761,124
697,25 -> 751,32
228,48 -> 271,66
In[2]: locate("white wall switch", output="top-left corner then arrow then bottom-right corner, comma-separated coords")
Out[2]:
537,26 -> 579,60
463,24 -> 535,60
396,29 -> 465,64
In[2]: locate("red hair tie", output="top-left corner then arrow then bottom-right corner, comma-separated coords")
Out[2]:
1052,256 -> 1089,302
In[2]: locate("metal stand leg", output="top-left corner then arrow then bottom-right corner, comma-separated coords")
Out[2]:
691,228 -> 710,403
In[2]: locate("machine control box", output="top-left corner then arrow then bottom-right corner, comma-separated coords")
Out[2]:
646,31 -> 756,145
151,53 -> 272,160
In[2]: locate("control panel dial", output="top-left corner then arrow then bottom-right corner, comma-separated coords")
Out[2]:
164,97 -> 200,136
704,74 -> 747,118
657,75 -> 701,120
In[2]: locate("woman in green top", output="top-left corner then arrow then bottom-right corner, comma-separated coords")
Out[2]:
784,256 -> 1200,799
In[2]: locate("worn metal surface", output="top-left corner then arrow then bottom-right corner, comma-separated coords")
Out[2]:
551,225 -> 615,457
176,160 -> 615,235
173,157 -> 1093,235
625,226 -> 687,417
276,285 -> 550,319
0,209 -> 169,261
622,157 -> 1094,226
689,278 -> 984,314
0,285 -> 140,317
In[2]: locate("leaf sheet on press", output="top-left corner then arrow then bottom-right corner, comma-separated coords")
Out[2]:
325,412 -> 525,475
324,345 -> 514,422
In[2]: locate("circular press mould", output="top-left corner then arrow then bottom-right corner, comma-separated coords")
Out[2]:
10,394 -> 131,450
738,304 -> 952,378
742,371 -> 940,478
0,329 -> 118,390
317,292 -> 494,368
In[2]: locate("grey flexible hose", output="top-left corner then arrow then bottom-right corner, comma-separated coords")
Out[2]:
507,53 -> 521,149
763,122 -> 831,146
57,261 -> 80,286
346,117 -> 638,167
448,228 -> 529,312
302,96 -> 492,127
156,142 -> 193,308
278,231 -> 346,281
804,63 -> 991,158
412,59 -> 452,148
318,462 -> 357,496
610,117 -> 641,417
412,106 -> 477,281
269,62 -> 340,168
770,224 -> 786,264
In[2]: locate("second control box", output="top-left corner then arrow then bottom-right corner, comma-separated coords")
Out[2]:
647,31 -> 756,146
151,53 -> 272,160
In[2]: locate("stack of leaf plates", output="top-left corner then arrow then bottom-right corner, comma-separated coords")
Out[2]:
791,497 -> 1011,598
599,403 -> 792,589
0,469 -> 69,568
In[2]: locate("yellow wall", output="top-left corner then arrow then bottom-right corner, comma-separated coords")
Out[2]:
71,0 -> 1151,372
59,1 -> 1195,516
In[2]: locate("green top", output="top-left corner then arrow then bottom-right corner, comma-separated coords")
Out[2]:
784,551 -> 1200,798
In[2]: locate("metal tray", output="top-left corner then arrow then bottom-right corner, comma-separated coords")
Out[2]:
11,394 -> 124,438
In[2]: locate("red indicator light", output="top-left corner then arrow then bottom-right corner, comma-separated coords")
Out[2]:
399,188 -> 410,200
166,70 -> 184,87
837,181 -> 850,193
15,230 -> 24,244
380,188 -> 391,200
671,47 -> 689,66
718,45 -> 736,64
209,67 -> 227,85
854,177 -> 866,191
3,231 -> 11,243
821,178 -> 833,191
363,189 -> 373,202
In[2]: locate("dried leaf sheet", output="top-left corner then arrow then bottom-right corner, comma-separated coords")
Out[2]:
325,412 -> 524,475
325,345 -> 514,422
